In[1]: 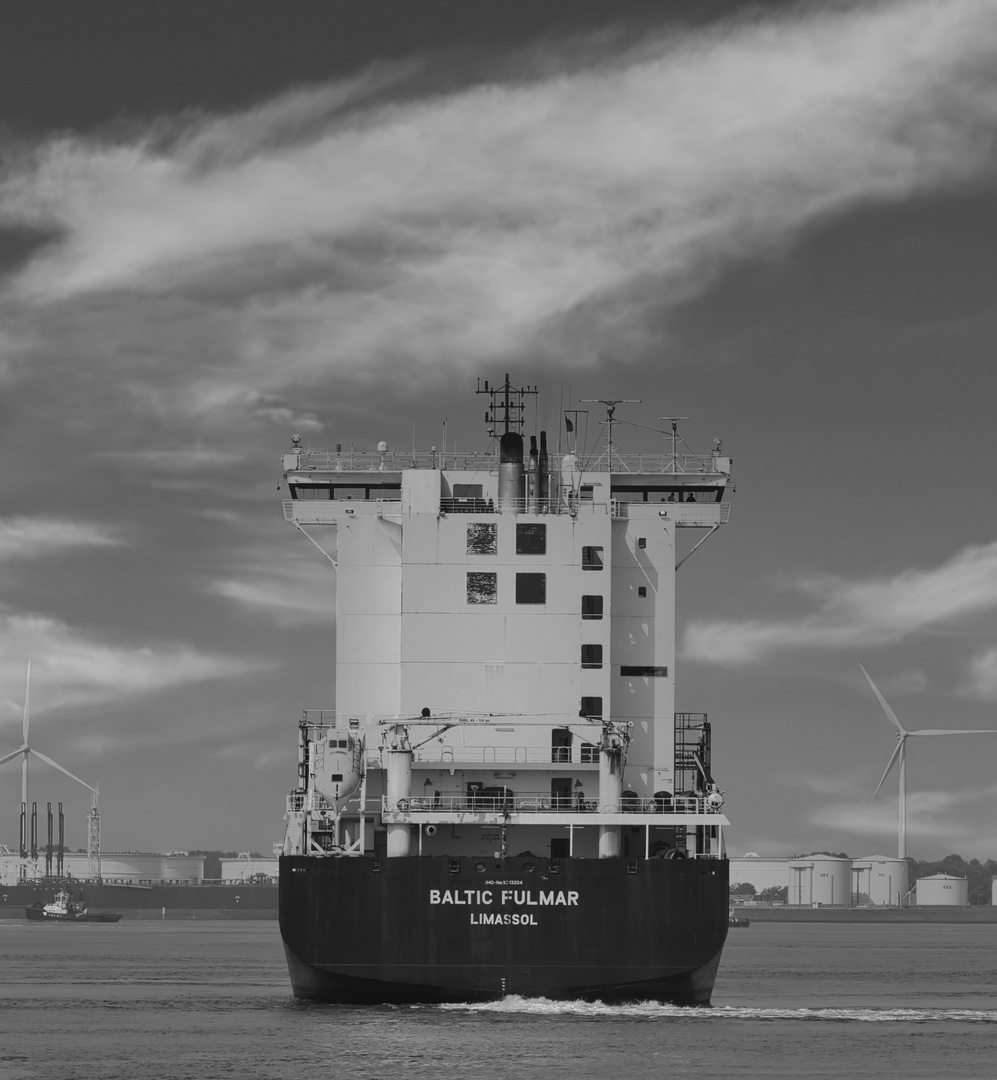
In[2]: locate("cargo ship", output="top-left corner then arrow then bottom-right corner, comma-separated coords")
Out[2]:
278,377 -> 733,1004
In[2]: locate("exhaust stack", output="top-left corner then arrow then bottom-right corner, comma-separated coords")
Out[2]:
498,432 -> 525,512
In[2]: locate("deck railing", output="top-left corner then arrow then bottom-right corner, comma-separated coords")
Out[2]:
286,449 -> 726,475
380,792 -> 711,815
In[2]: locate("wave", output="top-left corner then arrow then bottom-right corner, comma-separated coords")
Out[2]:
439,996 -> 997,1023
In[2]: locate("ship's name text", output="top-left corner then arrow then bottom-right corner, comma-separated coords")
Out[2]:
429,889 -> 579,907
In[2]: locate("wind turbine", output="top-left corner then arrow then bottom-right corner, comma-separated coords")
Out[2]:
859,662 -> 997,859
0,662 -> 97,860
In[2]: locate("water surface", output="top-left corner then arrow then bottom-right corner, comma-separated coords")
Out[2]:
1,920 -> 994,1079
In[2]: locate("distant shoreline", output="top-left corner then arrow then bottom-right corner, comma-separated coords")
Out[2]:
738,906 -> 997,923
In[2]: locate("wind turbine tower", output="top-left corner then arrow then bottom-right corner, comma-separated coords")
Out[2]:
859,663 -> 997,859
0,662 -> 100,880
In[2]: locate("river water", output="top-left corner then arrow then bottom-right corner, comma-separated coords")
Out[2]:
0,920 -> 994,1079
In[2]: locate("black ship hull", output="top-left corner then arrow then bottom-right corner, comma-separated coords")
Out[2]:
280,854 -> 729,1004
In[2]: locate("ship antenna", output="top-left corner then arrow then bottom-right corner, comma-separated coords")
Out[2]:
658,416 -> 690,473
580,399 -> 640,471
477,373 -> 537,438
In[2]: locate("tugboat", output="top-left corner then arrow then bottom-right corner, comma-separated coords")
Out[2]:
25,887 -> 122,923
278,377 -> 734,1004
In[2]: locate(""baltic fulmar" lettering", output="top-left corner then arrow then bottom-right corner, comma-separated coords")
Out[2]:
428,889 -> 579,906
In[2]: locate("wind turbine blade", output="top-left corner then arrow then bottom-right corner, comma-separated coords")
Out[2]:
909,728 -> 997,736
858,663 -> 906,734
873,740 -> 903,799
0,746 -> 28,767
22,661 -> 30,744
29,748 -> 96,794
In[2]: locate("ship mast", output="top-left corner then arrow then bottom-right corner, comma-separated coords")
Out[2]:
580,399 -> 640,472
477,373 -> 537,436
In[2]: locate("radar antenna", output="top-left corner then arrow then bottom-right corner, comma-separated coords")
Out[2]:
581,399 -> 640,471
658,416 -> 690,472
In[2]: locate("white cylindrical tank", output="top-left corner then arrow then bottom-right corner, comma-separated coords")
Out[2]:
992,877 -> 997,907
853,855 -> 910,906
916,874 -> 968,906
809,855 -> 851,907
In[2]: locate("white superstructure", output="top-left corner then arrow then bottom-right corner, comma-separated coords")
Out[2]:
280,378 -> 732,863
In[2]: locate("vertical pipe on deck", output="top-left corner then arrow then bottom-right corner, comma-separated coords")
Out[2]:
598,733 -> 623,858
385,725 -> 413,857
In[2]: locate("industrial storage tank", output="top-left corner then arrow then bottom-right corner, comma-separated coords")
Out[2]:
728,857 -> 794,896
809,854 -> 851,906
61,852 -> 205,883
220,854 -> 279,881
788,855 -> 852,906
852,855 -> 910,906
915,873 -> 968,906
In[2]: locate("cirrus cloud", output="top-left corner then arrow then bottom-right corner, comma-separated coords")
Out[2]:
1,0 -> 997,419
684,541 -> 997,666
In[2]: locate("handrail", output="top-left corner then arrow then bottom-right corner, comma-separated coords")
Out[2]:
285,449 -> 727,476
379,792 -> 712,815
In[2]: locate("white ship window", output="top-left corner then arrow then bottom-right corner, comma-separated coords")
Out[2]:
581,595 -> 603,620
454,484 -> 483,498
292,485 -> 332,500
638,586 -> 647,598
637,537 -> 646,549
582,546 -> 604,570
581,644 -> 603,669
580,485 -> 594,500
467,572 -> 497,604
579,696 -> 603,719
516,523 -> 546,555
515,572 -> 546,604
466,522 -> 497,555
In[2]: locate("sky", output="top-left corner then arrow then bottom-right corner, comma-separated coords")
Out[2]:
2,0 -> 997,862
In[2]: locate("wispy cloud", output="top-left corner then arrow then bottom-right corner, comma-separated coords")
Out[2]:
808,785 -> 997,844
207,543 -> 337,625
1,0 -> 997,421
961,646 -> 997,701
685,541 -> 997,666
99,447 -> 245,474
0,611 -> 262,723
0,516 -> 122,562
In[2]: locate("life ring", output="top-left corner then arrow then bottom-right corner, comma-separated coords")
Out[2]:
396,798 -> 409,812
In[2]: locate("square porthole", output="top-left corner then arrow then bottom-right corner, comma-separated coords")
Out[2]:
467,523 -> 497,555
581,644 -> 603,669
582,546 -> 604,570
581,595 -> 603,620
579,696 -> 603,719
516,573 -> 546,604
516,523 -> 546,555
638,586 -> 647,598
467,572 -> 497,604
